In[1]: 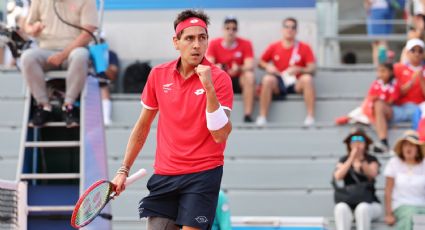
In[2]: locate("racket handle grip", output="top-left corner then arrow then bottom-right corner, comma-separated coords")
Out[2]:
125,168 -> 147,186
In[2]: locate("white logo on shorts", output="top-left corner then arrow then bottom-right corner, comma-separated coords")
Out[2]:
195,216 -> 208,223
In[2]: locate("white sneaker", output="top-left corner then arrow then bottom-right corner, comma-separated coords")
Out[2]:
256,116 -> 267,126
303,116 -> 315,127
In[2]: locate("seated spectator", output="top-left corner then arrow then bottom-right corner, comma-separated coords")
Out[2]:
342,51 -> 357,64
206,16 -> 255,122
257,17 -> 316,127
212,189 -> 232,230
336,63 -> 399,125
384,130 -> 425,230
411,0 -> 425,35
374,39 -> 425,153
99,38 -> 120,126
333,127 -> 382,230
21,0 -> 98,127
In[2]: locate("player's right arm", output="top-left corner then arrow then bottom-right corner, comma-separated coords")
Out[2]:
112,108 -> 158,195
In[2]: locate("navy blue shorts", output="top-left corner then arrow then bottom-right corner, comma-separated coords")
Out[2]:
139,166 -> 223,230
273,75 -> 296,100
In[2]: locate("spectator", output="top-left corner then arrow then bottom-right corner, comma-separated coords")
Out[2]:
99,38 -> 120,126
333,127 -> 382,230
411,0 -> 425,35
364,0 -> 395,65
20,0 -> 98,127
374,38 -> 425,153
257,17 -> 316,127
212,190 -> 232,230
207,16 -> 255,122
335,63 -> 399,125
384,130 -> 425,230
342,51 -> 357,64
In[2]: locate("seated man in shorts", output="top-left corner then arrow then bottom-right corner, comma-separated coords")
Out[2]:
207,16 -> 255,122
257,17 -> 316,127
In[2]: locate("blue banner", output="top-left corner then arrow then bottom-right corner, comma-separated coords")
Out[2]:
103,0 -> 316,10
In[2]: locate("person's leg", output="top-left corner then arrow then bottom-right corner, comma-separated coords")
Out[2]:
295,74 -> 316,126
101,86 -> 112,125
147,217 -> 179,230
258,74 -> 280,119
354,202 -> 382,230
21,48 -> 56,106
63,47 -> 89,105
394,205 -> 416,230
239,70 -> 255,121
373,101 -> 393,151
334,202 -> 353,230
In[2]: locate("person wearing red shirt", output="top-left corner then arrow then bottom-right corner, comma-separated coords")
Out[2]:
374,39 -> 425,153
257,17 -> 316,127
112,10 -> 233,230
207,16 -> 255,122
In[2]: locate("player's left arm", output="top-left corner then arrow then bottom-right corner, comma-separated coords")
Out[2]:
195,65 -> 232,143
298,45 -> 316,75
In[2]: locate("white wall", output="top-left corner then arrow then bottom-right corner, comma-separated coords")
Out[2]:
102,8 -> 317,62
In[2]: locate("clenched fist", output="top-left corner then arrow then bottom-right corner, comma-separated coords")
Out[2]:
195,64 -> 214,90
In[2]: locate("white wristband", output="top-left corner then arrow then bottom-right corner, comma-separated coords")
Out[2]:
206,106 -> 229,131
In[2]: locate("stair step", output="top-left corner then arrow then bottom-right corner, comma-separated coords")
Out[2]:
28,205 -> 74,212
25,141 -> 80,148
20,173 -> 80,180
28,122 -> 79,128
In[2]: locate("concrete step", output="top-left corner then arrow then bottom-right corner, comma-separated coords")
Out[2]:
0,99 -> 26,126
105,127 -> 405,158
0,70 -> 26,98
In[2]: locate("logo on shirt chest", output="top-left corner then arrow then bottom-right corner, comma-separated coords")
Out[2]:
194,88 -> 205,95
234,51 -> 242,58
163,83 -> 173,93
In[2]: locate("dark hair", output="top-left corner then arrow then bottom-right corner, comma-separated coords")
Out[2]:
399,140 -> 424,163
283,17 -> 297,29
224,16 -> 238,26
378,62 -> 395,83
342,52 -> 357,64
173,9 -> 210,39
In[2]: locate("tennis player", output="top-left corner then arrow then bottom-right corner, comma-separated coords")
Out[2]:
112,9 -> 233,230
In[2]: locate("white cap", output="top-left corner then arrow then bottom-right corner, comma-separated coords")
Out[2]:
406,38 -> 425,51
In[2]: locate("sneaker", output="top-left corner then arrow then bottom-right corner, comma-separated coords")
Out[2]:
304,116 -> 315,127
335,116 -> 350,125
63,104 -> 80,128
256,116 -> 267,126
31,105 -> 51,127
373,142 -> 389,154
244,115 -> 253,123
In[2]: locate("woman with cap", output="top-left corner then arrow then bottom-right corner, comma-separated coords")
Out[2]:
384,130 -> 425,230
333,127 -> 382,230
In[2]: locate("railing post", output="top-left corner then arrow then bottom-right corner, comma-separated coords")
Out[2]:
317,0 -> 339,67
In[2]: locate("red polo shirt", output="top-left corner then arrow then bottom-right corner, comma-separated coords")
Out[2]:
393,62 -> 425,105
260,40 -> 315,78
206,37 -> 254,77
141,58 -> 233,175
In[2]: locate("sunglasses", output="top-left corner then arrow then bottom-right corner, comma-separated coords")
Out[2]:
350,135 -> 365,143
283,25 -> 297,30
225,27 -> 237,32
410,48 -> 424,54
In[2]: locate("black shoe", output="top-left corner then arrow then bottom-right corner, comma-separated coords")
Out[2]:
63,104 -> 80,128
31,105 -> 51,127
244,115 -> 253,123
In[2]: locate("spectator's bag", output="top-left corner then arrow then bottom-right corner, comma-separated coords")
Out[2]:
123,61 -> 152,93
332,169 -> 375,207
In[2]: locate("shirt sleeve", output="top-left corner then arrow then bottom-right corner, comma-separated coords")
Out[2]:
244,40 -> 254,59
214,72 -> 233,111
140,70 -> 158,110
81,0 -> 98,27
303,43 -> 316,64
367,81 -> 380,98
260,44 -> 273,63
389,80 -> 400,102
384,157 -> 397,178
26,0 -> 40,24
108,51 -> 120,68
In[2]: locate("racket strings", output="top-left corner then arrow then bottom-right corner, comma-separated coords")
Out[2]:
75,183 -> 111,226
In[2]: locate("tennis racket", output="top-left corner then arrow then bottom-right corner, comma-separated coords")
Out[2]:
70,168 -> 147,229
